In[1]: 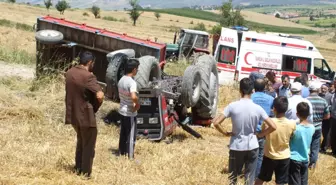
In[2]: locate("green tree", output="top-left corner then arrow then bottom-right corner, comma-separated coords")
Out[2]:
7,0 -> 15,3
128,0 -> 143,26
154,12 -> 161,21
212,0 -> 245,34
275,13 -> 281,18
91,5 -> 100,18
55,0 -> 70,15
44,0 -> 52,10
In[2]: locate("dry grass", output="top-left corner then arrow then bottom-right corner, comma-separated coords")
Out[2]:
0,2 -> 336,184
0,75 -> 336,185
0,2 -> 215,44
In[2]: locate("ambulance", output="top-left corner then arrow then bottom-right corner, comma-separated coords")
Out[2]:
214,27 -> 335,86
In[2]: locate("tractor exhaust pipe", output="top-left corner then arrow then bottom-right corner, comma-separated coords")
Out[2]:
173,32 -> 177,44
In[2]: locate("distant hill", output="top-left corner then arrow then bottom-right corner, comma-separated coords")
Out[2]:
11,0 -> 336,10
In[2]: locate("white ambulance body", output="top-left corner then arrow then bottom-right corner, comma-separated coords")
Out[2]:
214,27 -> 335,86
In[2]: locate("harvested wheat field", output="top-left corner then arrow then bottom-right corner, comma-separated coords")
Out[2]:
0,2 -> 216,44
1,2 -> 336,185
1,71 -> 336,185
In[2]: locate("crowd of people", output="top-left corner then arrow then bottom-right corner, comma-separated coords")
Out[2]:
214,71 -> 336,185
64,50 -> 336,183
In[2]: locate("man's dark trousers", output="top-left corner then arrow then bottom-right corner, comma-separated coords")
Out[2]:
119,115 -> 137,159
73,125 -> 97,176
331,117 -> 336,155
321,119 -> 331,152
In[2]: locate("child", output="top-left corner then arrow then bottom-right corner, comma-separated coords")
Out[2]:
289,102 -> 315,185
255,96 -> 296,185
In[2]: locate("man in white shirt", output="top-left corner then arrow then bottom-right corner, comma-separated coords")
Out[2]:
118,58 -> 140,159
285,82 -> 313,123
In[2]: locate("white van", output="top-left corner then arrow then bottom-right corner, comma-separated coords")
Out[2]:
214,27 -> 335,86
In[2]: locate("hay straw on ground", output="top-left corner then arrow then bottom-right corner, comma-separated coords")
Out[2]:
0,76 -> 335,185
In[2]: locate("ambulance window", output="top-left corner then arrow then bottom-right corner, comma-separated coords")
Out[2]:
282,55 -> 311,73
314,59 -> 332,80
217,45 -> 236,64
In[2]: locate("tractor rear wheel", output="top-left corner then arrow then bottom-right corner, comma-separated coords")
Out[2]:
181,65 -> 202,107
134,56 -> 161,90
193,55 -> 219,119
188,52 -> 204,64
105,49 -> 135,102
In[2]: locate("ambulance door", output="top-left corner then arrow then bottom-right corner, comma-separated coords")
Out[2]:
214,27 -> 239,85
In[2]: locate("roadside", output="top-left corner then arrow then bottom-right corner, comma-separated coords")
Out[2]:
0,61 -> 34,79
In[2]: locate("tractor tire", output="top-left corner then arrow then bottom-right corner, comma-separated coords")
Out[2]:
188,52 -> 205,64
35,30 -> 63,44
181,65 -> 202,108
193,55 -> 219,119
105,50 -> 134,102
134,56 -> 161,90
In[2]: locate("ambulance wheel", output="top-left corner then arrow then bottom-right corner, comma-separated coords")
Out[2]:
35,30 -> 63,44
193,55 -> 219,119
134,56 -> 162,90
105,49 -> 135,102
181,65 -> 202,107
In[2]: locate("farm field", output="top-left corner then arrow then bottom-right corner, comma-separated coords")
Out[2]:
245,4 -> 336,14
145,8 -> 319,34
0,2 -> 336,185
290,16 -> 336,28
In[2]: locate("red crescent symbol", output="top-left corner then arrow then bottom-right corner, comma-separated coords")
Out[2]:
245,52 -> 253,65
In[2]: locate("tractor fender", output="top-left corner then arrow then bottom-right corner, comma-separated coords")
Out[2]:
193,47 -> 210,54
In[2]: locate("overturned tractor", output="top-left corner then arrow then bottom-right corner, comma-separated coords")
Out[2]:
33,16 -> 219,141
105,50 -> 219,141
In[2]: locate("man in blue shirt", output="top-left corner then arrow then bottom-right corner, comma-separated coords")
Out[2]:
279,74 -> 292,98
294,76 -> 310,98
251,78 -> 275,179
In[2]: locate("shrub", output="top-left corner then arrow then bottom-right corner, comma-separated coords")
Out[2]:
83,12 -> 89,17
119,18 -> 128,22
191,22 -> 206,31
190,20 -> 194,24
103,16 -> 118,22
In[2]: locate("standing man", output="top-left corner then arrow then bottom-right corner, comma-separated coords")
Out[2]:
279,74 -> 292,98
319,84 -> 333,153
118,58 -> 140,159
213,78 -> 277,185
251,78 -> 274,178
285,82 -> 313,124
65,51 -> 104,177
307,82 -> 330,169
265,71 -> 282,95
329,82 -> 335,94
330,80 -> 336,157
300,73 -> 310,98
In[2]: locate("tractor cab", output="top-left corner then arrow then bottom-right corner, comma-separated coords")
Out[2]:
166,29 -> 210,62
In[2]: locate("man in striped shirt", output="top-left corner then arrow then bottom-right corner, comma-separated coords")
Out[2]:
307,82 -> 330,169
118,58 -> 140,159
